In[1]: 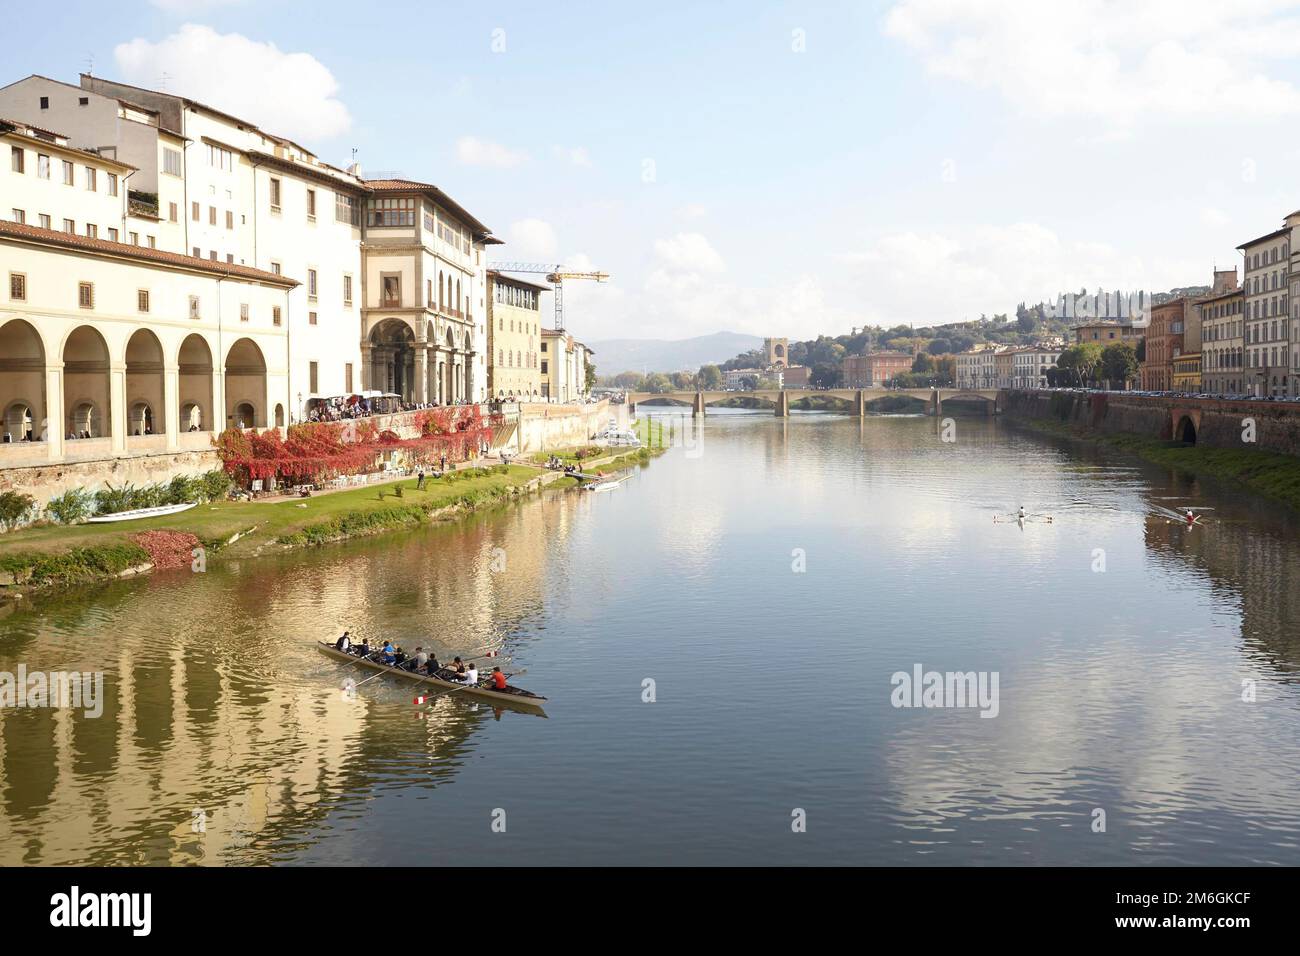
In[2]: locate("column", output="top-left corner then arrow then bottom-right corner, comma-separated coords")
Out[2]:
359,344 -> 372,391
413,342 -> 427,404
164,364 -> 180,450
45,365 -> 64,462
110,364 -> 128,452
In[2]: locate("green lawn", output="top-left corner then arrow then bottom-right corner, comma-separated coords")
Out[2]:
0,465 -> 542,581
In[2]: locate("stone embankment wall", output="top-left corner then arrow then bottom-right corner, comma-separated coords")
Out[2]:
1003,390 -> 1300,457
0,449 -> 223,508
514,400 -> 628,454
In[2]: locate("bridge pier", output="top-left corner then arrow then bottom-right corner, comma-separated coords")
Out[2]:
775,390 -> 790,417
854,390 -> 865,417
693,391 -> 706,417
932,392 -> 941,417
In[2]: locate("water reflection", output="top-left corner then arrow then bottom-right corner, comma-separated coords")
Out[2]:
0,412 -> 1298,865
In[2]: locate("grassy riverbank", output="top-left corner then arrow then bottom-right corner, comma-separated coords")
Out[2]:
1009,415 -> 1300,512
0,464 -> 543,588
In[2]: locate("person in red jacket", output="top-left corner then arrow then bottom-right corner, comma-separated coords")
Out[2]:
491,667 -> 508,690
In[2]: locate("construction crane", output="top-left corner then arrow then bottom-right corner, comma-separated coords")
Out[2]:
489,261 -> 609,332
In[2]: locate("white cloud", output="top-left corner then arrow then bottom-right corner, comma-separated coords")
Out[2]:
113,24 -> 351,141
552,145 -> 592,167
652,232 -> 726,274
676,203 -> 708,220
883,0 -> 1300,126
505,218 -> 560,261
456,136 -> 528,168
835,221 -> 1202,326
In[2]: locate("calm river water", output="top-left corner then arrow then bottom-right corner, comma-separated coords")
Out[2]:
2,409 -> 1300,865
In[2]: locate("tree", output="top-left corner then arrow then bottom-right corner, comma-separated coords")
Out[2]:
1100,342 -> 1138,388
585,362 -> 597,393
670,370 -> 695,390
810,363 -> 842,388
1057,343 -> 1104,385
926,338 -> 952,356
642,373 -> 673,394
697,364 -> 723,389
739,375 -> 760,391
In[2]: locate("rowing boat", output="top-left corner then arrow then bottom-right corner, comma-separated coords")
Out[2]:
316,642 -> 548,714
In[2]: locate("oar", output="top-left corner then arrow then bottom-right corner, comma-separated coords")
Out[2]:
414,669 -> 528,706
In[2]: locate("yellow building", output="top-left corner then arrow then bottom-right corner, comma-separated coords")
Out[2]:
1172,352 -> 1202,391
486,270 -> 544,401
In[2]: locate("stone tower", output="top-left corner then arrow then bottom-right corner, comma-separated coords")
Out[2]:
764,337 -> 788,368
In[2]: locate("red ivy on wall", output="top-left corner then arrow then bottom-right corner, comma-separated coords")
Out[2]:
214,407 -> 495,486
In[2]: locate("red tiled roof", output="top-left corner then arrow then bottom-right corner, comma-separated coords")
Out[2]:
364,178 -> 493,238
0,219 -> 298,286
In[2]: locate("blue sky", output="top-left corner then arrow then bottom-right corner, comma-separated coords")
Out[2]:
12,0 -> 1300,347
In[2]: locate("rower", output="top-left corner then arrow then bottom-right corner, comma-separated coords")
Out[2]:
335,631 -> 351,652
448,656 -> 465,675
1017,506 -> 1026,520
414,646 -> 428,671
380,641 -> 396,664
425,653 -> 440,674
1186,509 -> 1196,526
491,666 -> 507,690
460,663 -> 479,686
358,638 -> 372,658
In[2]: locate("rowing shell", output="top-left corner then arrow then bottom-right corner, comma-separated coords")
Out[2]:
316,642 -> 547,715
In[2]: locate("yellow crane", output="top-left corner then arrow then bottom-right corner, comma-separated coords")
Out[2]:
490,261 -> 609,332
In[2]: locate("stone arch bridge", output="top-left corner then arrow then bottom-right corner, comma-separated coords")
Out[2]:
627,388 -> 1002,417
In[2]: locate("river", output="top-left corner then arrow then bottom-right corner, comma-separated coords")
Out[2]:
2,409 -> 1299,865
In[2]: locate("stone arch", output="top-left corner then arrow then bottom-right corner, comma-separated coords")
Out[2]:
178,333 -> 213,432
63,325 -> 110,439
274,403 -> 285,428
1175,414 -> 1197,444
125,328 -> 165,435
225,337 -> 266,429
0,319 -> 46,442
369,318 -> 416,401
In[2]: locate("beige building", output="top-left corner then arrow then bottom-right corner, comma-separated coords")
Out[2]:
540,329 -> 592,403
1,216 -> 295,468
1011,345 -> 1061,388
486,270 -> 544,400
955,344 -> 999,389
360,178 -> 492,405
1238,221 -> 1291,397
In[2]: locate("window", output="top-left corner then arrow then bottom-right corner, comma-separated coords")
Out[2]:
39,96 -> 49,109
366,197 -> 416,227
189,295 -> 200,319
38,214 -> 50,229
129,231 -> 139,245
343,274 -> 353,306
169,202 -> 178,222
210,251 -> 218,261
107,227 -> 118,242
345,363 -> 353,392
107,173 -> 117,196
381,274 -> 401,306
9,273 -> 26,301
191,201 -> 200,221
270,261 -> 281,275
137,290 -> 150,313
272,306 -> 282,326
10,209 -> 23,224
37,154 -> 50,179
306,189 -> 316,220
309,311 -> 318,325
78,282 -> 94,309
226,254 -> 233,264
62,160 -> 74,185
240,303 -> 249,322
78,96 -> 88,106
63,218 -> 75,234
192,246 -> 201,257
309,362 -> 319,393
84,167 -> 96,191
10,146 -> 22,173
163,148 -> 182,176
205,143 -> 233,171
209,205 -> 217,226
269,177 -> 282,211
225,210 -> 233,230
335,192 -> 359,225
146,235 -> 156,249
86,224 -> 97,238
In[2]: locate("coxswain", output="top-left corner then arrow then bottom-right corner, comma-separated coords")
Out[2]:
335,631 -> 351,652
491,666 -> 507,690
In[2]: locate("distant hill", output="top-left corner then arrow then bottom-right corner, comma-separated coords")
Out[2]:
587,331 -> 764,374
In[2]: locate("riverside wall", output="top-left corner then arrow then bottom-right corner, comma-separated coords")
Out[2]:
1003,389 -> 1300,457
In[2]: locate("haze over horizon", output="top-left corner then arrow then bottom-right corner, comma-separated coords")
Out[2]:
14,0 -> 1300,341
